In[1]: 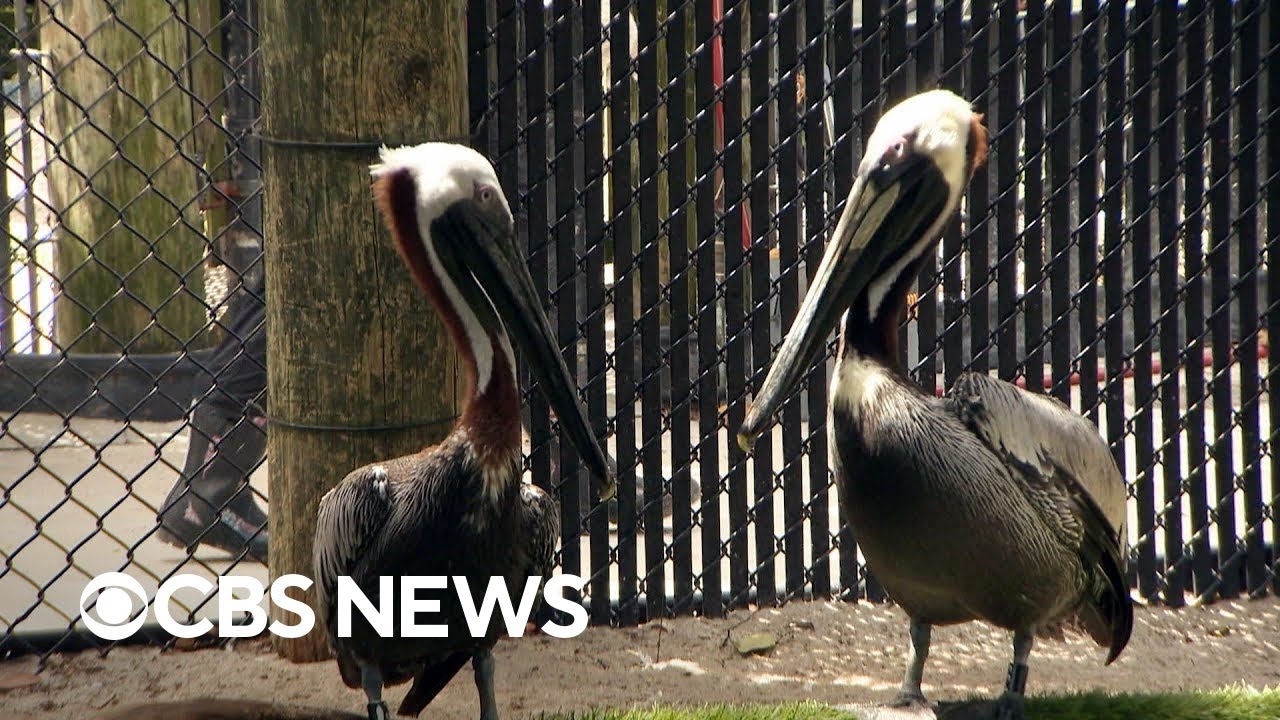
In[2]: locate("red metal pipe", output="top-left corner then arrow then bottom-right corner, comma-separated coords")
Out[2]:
709,0 -> 752,249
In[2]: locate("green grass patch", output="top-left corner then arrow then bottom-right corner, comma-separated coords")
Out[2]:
1025,687 -> 1280,720
538,687 -> 1280,720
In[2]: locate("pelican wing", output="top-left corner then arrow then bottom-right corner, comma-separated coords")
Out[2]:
313,463 -> 396,647
520,483 -> 561,582
945,372 -> 1132,662
945,372 -> 1126,532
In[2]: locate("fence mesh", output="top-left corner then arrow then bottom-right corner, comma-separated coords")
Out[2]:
469,0 -> 1278,623
1,0 -> 1277,658
1,0 -> 266,655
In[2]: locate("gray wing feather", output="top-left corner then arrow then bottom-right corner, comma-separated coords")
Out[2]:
946,372 -> 1132,662
945,372 -> 1126,537
313,464 -> 395,646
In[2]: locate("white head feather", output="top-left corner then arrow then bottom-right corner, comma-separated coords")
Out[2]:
370,143 -> 510,226
370,143 -> 514,395
860,90 -> 984,318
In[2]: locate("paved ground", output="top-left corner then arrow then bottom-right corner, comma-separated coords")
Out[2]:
1,595 -> 1277,720
0,414 -> 269,636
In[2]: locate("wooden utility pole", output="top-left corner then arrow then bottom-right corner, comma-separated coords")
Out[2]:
40,2 -> 221,353
261,0 -> 466,661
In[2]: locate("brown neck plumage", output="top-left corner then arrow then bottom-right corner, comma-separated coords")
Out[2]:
373,170 -> 521,468
462,331 -> 521,467
839,257 -> 925,373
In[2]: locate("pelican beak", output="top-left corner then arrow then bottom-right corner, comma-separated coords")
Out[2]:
436,203 -> 616,502
737,152 -> 950,449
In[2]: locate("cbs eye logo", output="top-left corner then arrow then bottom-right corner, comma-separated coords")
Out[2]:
78,572 -> 149,640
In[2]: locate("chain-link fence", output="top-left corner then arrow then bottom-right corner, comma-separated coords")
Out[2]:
1,0 -> 266,654
470,0 -> 1278,624
2,0 -> 1277,657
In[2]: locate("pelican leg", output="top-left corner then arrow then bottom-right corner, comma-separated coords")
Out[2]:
361,664 -> 390,720
473,648 -> 499,720
890,619 -> 931,707
994,630 -> 1034,720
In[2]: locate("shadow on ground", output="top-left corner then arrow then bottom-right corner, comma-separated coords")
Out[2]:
96,699 -> 363,720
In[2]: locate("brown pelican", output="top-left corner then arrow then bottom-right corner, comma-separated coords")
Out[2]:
313,143 -> 615,720
738,90 -> 1132,719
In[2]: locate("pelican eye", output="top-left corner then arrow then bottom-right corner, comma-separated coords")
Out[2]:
882,136 -> 913,168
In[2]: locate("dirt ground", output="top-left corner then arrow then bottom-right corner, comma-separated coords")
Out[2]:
1,595 -> 1278,720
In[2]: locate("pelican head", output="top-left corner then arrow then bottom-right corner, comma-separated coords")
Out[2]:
372,143 -> 615,500
739,90 -> 988,448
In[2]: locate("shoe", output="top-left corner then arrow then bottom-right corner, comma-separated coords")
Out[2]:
158,501 -> 268,563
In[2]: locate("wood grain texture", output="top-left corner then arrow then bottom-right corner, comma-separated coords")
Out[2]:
260,0 -> 466,662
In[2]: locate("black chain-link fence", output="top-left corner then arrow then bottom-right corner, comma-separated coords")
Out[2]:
470,0 -> 1278,624
2,0 -> 1277,656
1,0 -> 266,654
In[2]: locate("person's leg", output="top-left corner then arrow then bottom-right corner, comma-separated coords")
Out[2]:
157,400 -> 268,561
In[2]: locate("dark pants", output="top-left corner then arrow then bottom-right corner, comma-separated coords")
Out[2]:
157,294 -> 269,561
